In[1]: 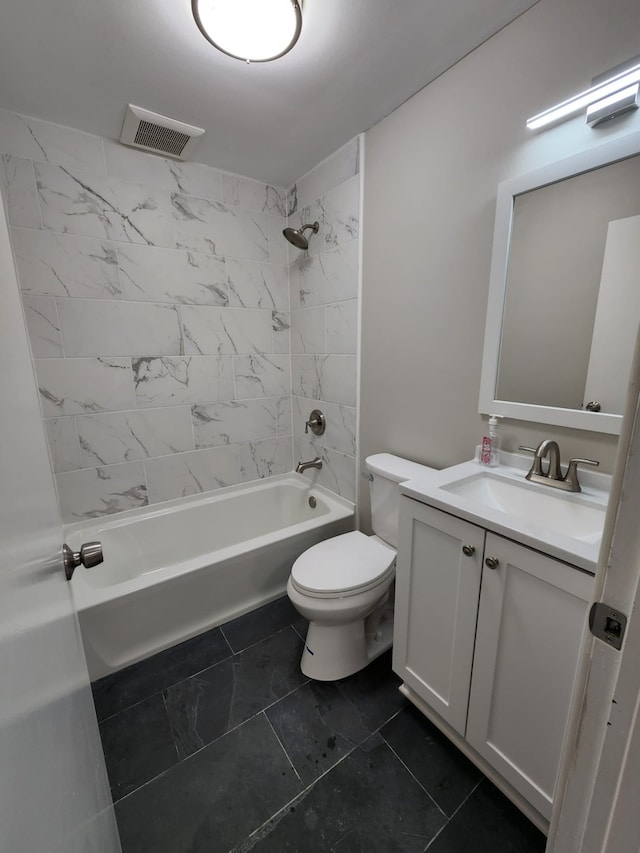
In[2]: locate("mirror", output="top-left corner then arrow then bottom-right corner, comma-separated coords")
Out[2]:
480,130 -> 640,434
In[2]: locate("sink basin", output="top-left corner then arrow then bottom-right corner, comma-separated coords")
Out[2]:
440,471 -> 606,543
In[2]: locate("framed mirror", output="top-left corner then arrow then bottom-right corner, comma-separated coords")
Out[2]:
480,130 -> 640,434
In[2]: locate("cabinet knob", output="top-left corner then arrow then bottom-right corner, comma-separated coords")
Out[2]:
462,544 -> 475,556
485,556 -> 500,570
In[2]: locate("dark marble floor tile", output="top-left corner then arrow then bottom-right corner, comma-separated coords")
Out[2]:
336,650 -> 407,732
427,779 -> 546,853
99,693 -> 178,802
237,734 -> 446,852
381,704 -> 482,817
164,627 -> 307,759
221,595 -> 301,652
91,626 -> 232,721
266,680 -> 371,784
115,713 -> 303,853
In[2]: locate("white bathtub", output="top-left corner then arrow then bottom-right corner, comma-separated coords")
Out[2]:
66,474 -> 354,680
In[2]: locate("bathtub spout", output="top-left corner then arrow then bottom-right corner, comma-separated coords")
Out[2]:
296,457 -> 323,474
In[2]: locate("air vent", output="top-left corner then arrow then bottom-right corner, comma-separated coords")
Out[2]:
120,105 -> 205,161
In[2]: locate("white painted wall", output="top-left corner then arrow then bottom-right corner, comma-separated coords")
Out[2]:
360,0 -> 640,525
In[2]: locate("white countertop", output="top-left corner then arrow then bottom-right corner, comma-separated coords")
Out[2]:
399,451 -> 611,574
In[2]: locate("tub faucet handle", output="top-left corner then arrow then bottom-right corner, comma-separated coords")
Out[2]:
63,541 -> 103,581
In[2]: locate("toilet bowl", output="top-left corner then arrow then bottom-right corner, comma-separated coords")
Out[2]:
288,453 -> 434,680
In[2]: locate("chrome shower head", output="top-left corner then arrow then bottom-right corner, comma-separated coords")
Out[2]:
282,221 -> 319,250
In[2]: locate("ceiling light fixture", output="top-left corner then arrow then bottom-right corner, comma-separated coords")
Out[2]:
527,57 -> 640,130
192,0 -> 303,63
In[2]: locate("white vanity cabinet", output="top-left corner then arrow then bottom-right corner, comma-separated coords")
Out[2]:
393,496 -> 594,825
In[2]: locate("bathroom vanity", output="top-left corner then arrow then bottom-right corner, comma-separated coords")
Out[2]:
392,453 -> 609,833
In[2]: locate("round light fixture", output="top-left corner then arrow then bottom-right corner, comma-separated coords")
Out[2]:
192,0 -> 303,63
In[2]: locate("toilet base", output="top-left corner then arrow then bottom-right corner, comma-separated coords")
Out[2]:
300,599 -> 394,681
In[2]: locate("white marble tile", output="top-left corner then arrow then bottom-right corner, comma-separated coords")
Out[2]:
326,299 -> 358,354
56,462 -> 147,521
322,402 -> 357,456
290,240 -> 358,309
287,186 -> 297,217
0,155 -> 40,227
57,299 -> 182,357
22,295 -> 63,358
35,357 -> 135,417
144,446 -> 241,504
227,258 -> 289,310
324,175 -> 360,250
293,438 -> 356,503
272,311 -> 290,354
44,417 -> 82,473
181,306 -> 273,355
291,354 -> 321,400
276,395 -> 292,435
292,354 -> 356,405
172,193 -> 268,260
239,437 -> 293,482
234,354 -> 291,399
267,215 -> 289,265
11,229 -> 121,299
117,244 -> 227,305
221,173 -> 286,216
294,137 -> 359,211
0,109 -> 104,172
103,140 -> 222,200
133,355 -> 234,407
192,398 -> 278,448
77,407 -> 194,466
291,306 -> 325,354
35,164 -> 174,246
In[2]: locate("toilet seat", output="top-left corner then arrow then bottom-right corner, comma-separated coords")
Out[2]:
290,531 -> 396,599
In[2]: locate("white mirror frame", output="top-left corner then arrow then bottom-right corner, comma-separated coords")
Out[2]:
479,130 -> 640,435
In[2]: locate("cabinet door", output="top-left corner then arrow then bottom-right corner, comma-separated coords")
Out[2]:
466,533 -> 593,821
393,499 -> 484,735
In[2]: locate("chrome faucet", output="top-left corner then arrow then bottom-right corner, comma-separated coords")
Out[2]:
519,441 -> 599,493
296,457 -> 323,474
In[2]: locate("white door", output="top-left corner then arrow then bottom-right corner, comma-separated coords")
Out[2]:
0,198 -> 120,851
549,329 -> 640,853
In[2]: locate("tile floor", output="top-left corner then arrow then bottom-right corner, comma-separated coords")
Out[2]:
92,596 -> 547,853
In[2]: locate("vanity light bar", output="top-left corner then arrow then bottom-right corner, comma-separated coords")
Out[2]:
586,83 -> 640,127
527,62 -> 640,130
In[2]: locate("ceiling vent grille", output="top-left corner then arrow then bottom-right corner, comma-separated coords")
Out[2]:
120,105 -> 205,161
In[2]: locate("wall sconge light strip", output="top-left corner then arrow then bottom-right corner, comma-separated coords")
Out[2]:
527,61 -> 640,130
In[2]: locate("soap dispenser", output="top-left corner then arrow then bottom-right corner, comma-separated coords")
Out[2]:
480,415 -> 501,467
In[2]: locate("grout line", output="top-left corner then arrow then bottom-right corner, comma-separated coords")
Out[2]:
422,780 -> 483,851
379,733 -> 448,821
262,711 -> 302,783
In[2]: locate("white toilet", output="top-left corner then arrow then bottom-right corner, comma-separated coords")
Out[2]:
287,453 -> 434,680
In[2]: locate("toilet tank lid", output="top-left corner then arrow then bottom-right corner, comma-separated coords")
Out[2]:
365,453 -> 437,484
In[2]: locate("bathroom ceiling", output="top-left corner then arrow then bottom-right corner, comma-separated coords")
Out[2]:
0,0 -> 539,187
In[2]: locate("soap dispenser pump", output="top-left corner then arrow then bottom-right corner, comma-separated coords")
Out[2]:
480,415 -> 502,467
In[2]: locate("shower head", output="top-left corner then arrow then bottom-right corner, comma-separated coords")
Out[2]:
282,221 -> 319,250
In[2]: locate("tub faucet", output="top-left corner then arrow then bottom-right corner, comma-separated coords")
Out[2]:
296,457 -> 323,474
519,440 -> 599,492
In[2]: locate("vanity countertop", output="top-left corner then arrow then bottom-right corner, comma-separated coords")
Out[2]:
400,451 -> 611,574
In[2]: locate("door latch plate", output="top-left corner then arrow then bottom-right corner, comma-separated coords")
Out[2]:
589,602 -> 627,650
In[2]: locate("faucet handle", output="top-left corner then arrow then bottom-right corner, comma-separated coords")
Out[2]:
563,458 -> 600,492
518,445 -> 536,454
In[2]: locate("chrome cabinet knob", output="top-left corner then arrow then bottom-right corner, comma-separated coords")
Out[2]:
462,544 -> 475,556
63,541 -> 103,581
485,556 -> 500,570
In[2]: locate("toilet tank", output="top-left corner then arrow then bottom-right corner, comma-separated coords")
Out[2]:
366,453 -> 436,548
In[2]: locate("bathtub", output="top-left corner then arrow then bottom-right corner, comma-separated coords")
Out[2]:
66,474 -> 354,680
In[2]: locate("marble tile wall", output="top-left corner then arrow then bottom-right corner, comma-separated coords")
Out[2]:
0,108 -> 294,521
287,138 -> 360,503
